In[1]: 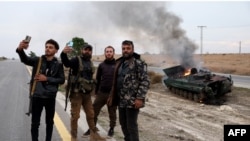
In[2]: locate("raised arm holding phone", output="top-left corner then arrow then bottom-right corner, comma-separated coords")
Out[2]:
16,36 -> 65,141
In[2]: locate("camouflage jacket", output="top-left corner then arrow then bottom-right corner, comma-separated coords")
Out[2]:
109,53 -> 150,108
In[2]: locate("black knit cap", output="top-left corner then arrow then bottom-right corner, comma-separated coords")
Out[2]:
82,44 -> 93,50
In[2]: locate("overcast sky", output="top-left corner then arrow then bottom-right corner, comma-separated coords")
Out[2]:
1,1 -> 250,59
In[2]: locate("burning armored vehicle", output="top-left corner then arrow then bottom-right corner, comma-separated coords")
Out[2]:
162,65 -> 233,104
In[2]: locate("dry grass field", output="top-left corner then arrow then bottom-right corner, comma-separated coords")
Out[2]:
201,54 -> 250,75
92,53 -> 250,76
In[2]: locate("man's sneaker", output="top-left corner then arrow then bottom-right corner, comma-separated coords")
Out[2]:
107,127 -> 114,137
82,129 -> 90,138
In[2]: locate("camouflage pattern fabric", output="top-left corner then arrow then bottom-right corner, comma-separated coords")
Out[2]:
118,58 -> 150,108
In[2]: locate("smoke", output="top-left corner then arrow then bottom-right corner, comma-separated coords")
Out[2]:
91,2 -> 198,67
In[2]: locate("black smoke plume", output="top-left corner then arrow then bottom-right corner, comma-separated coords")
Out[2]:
92,2 -> 198,67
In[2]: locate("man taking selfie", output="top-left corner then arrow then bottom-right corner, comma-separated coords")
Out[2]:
16,38 -> 65,141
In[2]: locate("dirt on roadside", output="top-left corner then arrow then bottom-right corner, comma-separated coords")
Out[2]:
97,84 -> 250,141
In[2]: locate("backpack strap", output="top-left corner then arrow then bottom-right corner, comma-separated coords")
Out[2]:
77,56 -> 83,72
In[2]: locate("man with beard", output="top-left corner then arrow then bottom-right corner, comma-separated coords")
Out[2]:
16,39 -> 65,141
108,40 -> 150,141
60,44 -> 106,141
84,46 -> 117,137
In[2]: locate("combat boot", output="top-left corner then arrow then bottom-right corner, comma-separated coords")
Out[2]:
90,130 -> 106,141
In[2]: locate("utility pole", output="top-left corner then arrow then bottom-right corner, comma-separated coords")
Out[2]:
239,41 -> 241,54
197,26 -> 206,55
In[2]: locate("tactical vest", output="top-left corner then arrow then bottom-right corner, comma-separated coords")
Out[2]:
70,56 -> 95,93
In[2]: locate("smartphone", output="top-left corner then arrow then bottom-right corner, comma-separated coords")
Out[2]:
24,35 -> 31,43
67,41 -> 74,47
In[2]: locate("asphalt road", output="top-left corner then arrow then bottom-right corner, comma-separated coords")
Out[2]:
0,60 -> 115,141
0,60 -> 62,141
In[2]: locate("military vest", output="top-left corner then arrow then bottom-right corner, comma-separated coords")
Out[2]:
70,56 -> 95,93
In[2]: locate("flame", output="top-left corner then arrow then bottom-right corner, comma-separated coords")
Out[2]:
184,69 -> 191,76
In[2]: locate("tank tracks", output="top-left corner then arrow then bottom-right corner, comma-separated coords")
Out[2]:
167,86 -> 205,103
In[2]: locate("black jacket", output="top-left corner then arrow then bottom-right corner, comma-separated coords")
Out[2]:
16,49 -> 65,99
95,59 -> 116,93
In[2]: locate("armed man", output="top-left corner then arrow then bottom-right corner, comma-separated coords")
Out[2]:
60,43 -> 106,141
16,37 -> 65,141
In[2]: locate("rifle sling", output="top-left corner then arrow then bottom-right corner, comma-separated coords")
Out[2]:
30,57 -> 42,96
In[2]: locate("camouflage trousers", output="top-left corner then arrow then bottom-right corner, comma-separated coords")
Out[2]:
70,92 -> 95,138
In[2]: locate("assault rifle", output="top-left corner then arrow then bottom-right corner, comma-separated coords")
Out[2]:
26,57 -> 42,116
